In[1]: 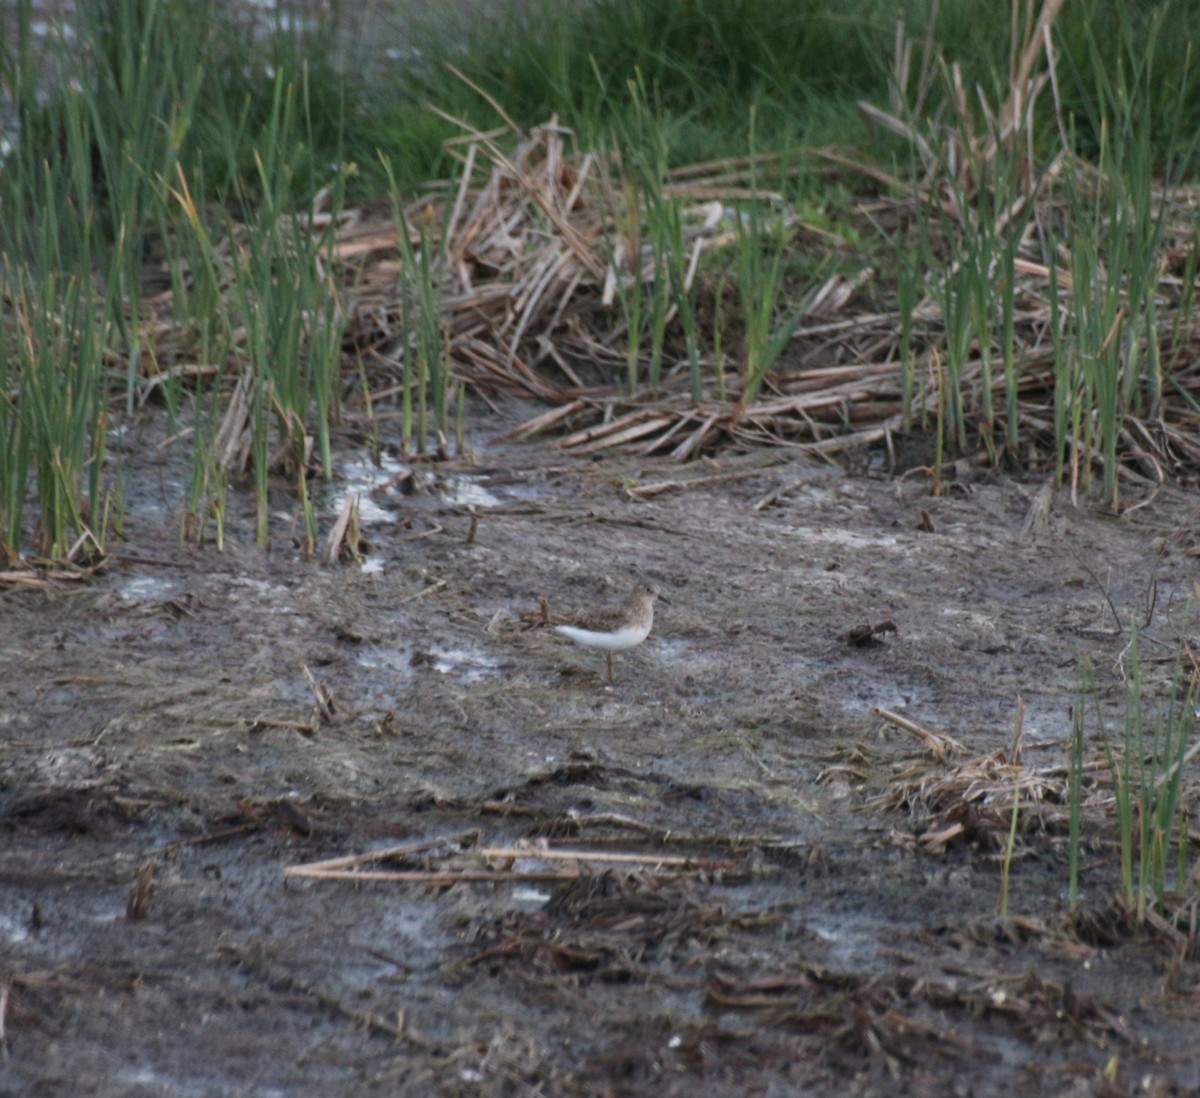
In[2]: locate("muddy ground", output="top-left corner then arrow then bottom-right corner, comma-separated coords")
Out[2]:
2,402 -> 1199,1097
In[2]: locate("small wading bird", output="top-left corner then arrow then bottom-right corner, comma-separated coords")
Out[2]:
555,581 -> 667,684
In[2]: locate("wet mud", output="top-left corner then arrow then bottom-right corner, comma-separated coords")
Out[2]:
3,402 -> 1199,1096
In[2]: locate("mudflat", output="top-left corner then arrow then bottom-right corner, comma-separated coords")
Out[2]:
2,407 -> 1197,1096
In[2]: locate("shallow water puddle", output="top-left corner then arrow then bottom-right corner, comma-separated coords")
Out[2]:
331,453 -> 412,524
354,640 -> 503,685
327,454 -> 541,576
428,471 -> 505,509
833,674 -> 938,718
112,572 -> 185,601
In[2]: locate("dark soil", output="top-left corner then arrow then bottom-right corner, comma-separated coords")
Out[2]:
2,401 -> 1199,1096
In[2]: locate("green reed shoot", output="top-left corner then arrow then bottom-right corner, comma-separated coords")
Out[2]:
621,195 -> 647,395
220,71 -> 347,547
1046,151 -> 1135,505
7,264 -> 111,561
712,273 -> 727,402
933,259 -> 969,455
659,199 -> 703,401
3,0 -> 223,554
601,184 -> 648,395
646,228 -> 671,389
896,247 -> 920,432
1108,633 -> 1138,911
1045,8 -> 1184,505
886,9 -> 1034,460
733,204 -> 801,408
0,329 -> 24,561
454,381 -> 466,455
1068,658 -> 1093,912
5,1 -> 211,424
0,74 -> 112,563
1104,624 -> 1196,921
966,241 -> 996,452
918,162 -> 1028,459
998,771 -> 1021,919
929,348 -> 946,494
998,237 -> 1019,450
595,117 -> 651,396
165,164 -> 240,547
610,74 -> 684,393
635,227 -> 674,391
383,156 -> 450,455
732,109 -> 801,409
969,159 -> 1030,459
75,0 -> 208,233
73,0 -> 209,417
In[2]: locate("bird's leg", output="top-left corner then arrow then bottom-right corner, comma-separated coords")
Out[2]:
606,652 -> 614,683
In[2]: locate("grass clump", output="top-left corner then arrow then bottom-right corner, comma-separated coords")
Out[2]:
1106,627 -> 1196,923
382,152 -> 454,456
1065,629 -> 1197,924
1,265 -> 110,563
1,0 -> 353,559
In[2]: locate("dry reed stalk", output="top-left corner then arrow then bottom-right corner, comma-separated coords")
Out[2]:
123,53 -> 1200,483
283,830 -> 744,887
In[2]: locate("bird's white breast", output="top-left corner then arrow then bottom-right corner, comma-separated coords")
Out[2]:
555,622 -> 651,651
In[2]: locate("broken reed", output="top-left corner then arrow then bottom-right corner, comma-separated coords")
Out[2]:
996,695 -> 1027,920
